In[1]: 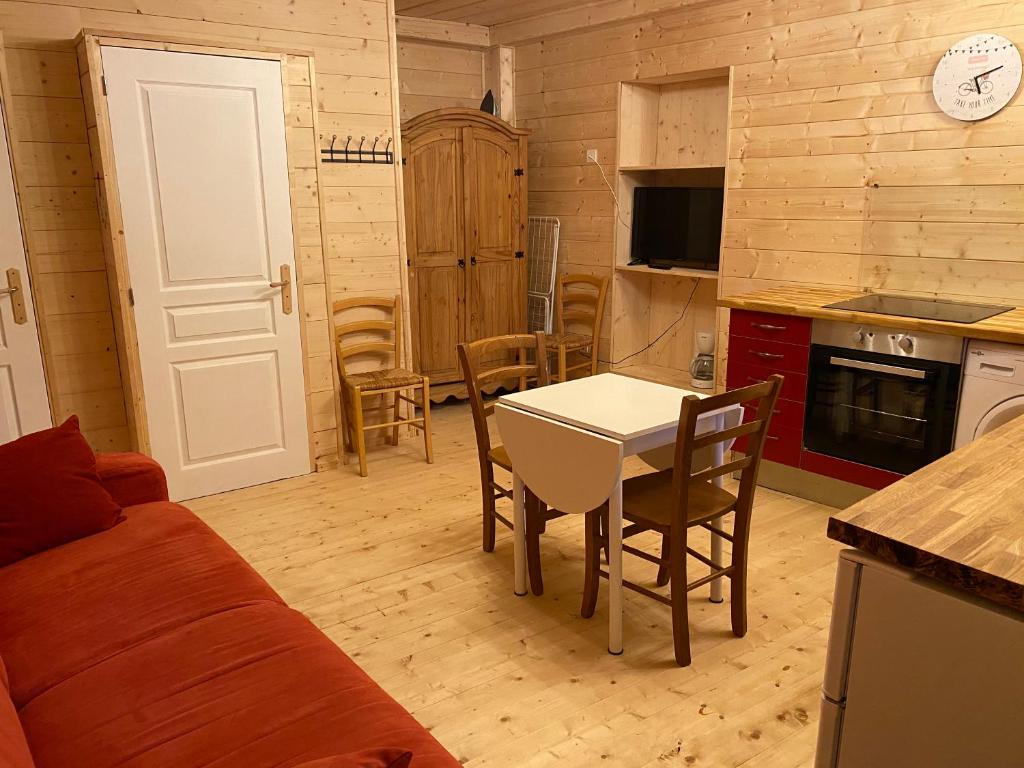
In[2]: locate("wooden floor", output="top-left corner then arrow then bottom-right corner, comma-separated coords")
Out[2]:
189,402 -> 844,767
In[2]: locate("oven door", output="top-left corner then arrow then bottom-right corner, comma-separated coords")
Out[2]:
804,345 -> 961,475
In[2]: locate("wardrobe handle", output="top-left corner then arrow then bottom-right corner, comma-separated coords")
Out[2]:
470,256 -> 477,266
458,259 -> 466,268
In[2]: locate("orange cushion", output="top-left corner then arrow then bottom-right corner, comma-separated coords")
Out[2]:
0,685 -> 34,768
0,416 -> 122,567
0,503 -> 282,707
19,603 -> 457,768
298,751 -> 412,768
94,452 -> 168,507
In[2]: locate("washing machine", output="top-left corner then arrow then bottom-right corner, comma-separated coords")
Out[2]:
954,340 -> 1024,449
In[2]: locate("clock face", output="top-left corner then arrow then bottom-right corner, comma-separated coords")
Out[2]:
932,33 -> 1022,121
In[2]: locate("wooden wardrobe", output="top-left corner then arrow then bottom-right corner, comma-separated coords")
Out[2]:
402,109 -> 529,387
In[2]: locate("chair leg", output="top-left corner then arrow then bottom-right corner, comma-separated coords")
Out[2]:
482,465 -> 497,553
391,390 -> 401,445
656,534 -> 670,587
338,387 -> 355,466
352,392 -> 368,478
526,491 -> 544,596
581,508 -> 602,619
668,527 -> 692,667
558,345 -> 568,384
731,551 -> 748,638
421,378 -> 434,464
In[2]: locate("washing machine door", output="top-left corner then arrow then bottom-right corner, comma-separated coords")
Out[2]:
974,395 -> 1024,441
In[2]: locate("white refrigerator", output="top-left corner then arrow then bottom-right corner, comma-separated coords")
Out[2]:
815,550 -> 1024,767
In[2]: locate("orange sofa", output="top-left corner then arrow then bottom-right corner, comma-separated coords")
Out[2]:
0,453 -> 459,768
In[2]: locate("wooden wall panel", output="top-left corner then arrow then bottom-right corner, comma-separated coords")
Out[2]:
397,40 -> 483,121
514,0 -> 1024,372
1,0 -> 407,468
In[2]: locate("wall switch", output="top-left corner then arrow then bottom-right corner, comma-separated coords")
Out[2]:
586,148 -> 599,163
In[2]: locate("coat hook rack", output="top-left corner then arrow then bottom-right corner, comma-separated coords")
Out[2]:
321,134 -> 394,165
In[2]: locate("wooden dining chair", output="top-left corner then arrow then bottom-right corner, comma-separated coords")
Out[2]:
334,295 -> 433,477
545,273 -> 609,383
457,332 -> 565,595
580,375 -> 783,666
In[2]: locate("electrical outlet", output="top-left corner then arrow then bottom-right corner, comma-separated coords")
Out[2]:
586,148 -> 599,163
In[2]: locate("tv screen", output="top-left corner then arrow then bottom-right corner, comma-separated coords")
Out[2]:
630,186 -> 724,271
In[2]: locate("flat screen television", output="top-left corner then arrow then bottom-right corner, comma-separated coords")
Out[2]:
630,186 -> 724,271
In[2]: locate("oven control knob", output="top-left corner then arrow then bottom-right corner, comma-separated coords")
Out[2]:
897,336 -> 914,353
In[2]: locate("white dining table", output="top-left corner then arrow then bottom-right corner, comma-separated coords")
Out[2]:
494,372 -> 743,655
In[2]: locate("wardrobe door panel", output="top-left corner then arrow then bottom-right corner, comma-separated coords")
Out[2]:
463,127 -> 526,345
404,126 -> 464,382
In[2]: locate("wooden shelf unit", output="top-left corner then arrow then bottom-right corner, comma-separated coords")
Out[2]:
616,263 -> 718,280
609,69 -> 733,389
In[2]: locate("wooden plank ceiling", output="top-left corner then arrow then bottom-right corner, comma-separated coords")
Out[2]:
394,0 -> 582,26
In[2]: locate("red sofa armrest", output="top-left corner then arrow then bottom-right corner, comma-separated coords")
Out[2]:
94,452 -> 169,507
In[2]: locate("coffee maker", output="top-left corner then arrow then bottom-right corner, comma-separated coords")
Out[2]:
689,331 -> 715,390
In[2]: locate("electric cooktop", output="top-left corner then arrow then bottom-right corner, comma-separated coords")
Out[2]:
825,294 -> 1014,324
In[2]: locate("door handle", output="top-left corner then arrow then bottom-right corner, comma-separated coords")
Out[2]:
753,351 -> 784,360
269,264 -> 293,315
752,322 -> 787,332
0,268 -> 28,324
828,356 -> 926,380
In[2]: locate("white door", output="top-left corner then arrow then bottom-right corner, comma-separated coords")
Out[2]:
102,47 -> 310,500
0,82 -> 50,443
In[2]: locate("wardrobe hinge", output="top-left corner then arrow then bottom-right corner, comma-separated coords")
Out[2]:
402,157 -> 407,166
127,287 -> 135,306
514,251 -> 525,259
101,75 -> 108,95
514,168 -> 524,176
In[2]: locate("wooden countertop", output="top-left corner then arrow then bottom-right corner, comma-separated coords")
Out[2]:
827,415 -> 1024,612
719,286 -> 1024,344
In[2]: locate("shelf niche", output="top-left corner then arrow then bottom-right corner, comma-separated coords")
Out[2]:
618,74 -> 729,170
609,69 -> 732,390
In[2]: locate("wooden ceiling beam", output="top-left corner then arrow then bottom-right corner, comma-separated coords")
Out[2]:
490,0 -> 711,46
394,14 -> 491,48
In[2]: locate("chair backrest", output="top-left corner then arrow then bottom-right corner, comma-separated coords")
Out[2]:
670,375 -> 783,536
333,295 -> 402,379
555,273 -> 608,341
457,333 -> 550,461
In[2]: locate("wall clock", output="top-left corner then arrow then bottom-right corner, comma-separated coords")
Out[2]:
932,33 -> 1022,121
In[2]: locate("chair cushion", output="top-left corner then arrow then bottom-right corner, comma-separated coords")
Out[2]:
0,502 -> 282,707
18,603 -> 457,768
545,332 -> 593,351
621,470 -> 737,529
0,416 -> 122,568
487,444 -> 512,471
346,368 -> 422,392
296,750 -> 413,768
0,684 -> 34,768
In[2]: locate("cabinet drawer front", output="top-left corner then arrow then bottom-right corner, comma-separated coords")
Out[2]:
727,361 -> 808,403
735,423 -> 802,467
730,335 -> 809,375
742,397 -> 804,432
731,310 -> 811,346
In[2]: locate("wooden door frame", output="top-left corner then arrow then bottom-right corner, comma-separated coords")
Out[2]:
0,30 -> 55,424
77,31 -> 327,467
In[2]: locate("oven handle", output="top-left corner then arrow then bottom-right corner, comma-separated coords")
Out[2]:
829,356 -> 927,380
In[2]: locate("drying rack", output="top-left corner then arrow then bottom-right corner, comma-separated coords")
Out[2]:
527,216 -> 560,333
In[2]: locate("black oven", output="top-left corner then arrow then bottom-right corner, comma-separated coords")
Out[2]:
804,320 -> 964,476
